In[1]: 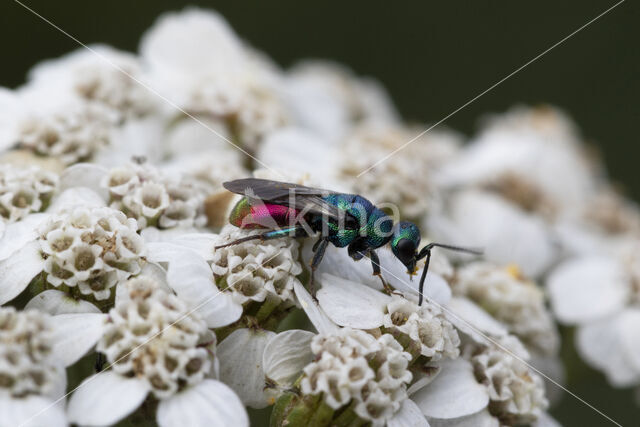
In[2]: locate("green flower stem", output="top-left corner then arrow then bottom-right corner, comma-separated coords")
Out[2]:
307,400 -> 335,427
283,394 -> 321,426
270,392 -> 295,427
255,296 -> 281,323
331,400 -> 360,427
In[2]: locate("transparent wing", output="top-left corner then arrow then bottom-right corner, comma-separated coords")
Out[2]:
222,178 -> 345,220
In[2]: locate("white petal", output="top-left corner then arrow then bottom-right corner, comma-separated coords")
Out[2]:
0,395 -> 67,427
0,213 -> 48,260
302,243 -> 382,289
377,248 -> 453,306
395,270 -> 452,307
388,399 -> 430,427
0,240 -> 43,305
139,261 -> 170,288
157,379 -> 248,427
59,163 -> 108,199
577,313 -> 640,387
408,365 -> 441,396
429,191 -> 555,278
151,243 -> 242,328
427,409 -> 499,427
48,187 -> 106,212
217,328 -> 275,408
25,289 -> 101,314
316,273 -> 388,328
444,297 -> 507,342
161,233 -> 218,261
547,256 -> 628,324
293,281 -> 339,334
50,313 -> 108,367
412,358 -> 489,419
259,127 -> 340,186
263,330 -> 314,387
67,372 -> 150,426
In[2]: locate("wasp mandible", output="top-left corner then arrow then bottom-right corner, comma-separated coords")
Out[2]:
215,178 -> 481,305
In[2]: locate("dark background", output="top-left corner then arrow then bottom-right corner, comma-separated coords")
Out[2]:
1,1 -> 637,425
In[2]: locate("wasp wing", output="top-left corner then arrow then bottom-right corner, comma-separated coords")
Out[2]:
222,178 -> 345,220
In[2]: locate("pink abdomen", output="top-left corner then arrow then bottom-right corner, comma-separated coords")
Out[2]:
229,197 -> 299,229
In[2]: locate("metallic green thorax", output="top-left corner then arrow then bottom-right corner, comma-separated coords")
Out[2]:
321,194 -> 393,249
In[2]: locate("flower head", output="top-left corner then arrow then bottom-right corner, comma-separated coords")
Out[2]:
300,328 -> 412,425
104,161 -> 207,229
98,276 -> 214,398
0,164 -> 57,223
471,337 -> 548,425
38,206 -> 145,300
454,262 -> 559,355
211,225 -> 303,305
0,308 -> 62,399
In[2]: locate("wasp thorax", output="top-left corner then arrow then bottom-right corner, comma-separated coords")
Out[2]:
97,277 -> 214,399
0,307 -> 61,398
38,206 -> 145,301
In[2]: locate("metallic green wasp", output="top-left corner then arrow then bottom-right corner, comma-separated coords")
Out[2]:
216,178 -> 481,305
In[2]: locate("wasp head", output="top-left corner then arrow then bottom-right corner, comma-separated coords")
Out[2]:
391,221 -> 421,276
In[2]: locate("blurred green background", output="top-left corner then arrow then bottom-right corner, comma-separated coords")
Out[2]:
1,1 -> 637,425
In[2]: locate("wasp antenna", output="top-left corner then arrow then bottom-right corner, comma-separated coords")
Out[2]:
417,243 -> 483,260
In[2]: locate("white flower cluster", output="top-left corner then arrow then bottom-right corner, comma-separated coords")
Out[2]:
454,262 -> 559,356
18,102 -> 115,166
382,295 -> 460,360
2,5 -> 639,426
338,126 -> 460,219
0,307 -> 59,398
141,9 -> 288,151
472,338 -> 548,425
104,161 -> 207,229
0,164 -> 57,222
300,328 -> 412,425
211,225 -> 303,305
38,206 -> 145,300
98,277 -> 214,399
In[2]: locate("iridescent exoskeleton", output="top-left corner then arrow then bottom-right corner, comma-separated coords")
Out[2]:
217,178 -> 480,305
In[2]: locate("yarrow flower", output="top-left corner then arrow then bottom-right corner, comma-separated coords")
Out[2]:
338,125 -> 461,220
0,307 -> 105,426
17,101 -> 115,166
140,8 -> 289,152
103,161 -> 207,230
212,225 -> 303,308
3,4 -> 639,426
453,262 -> 559,356
471,337 -> 549,425
0,164 -> 57,223
38,206 -> 145,301
300,328 -> 413,425
67,276 -> 248,427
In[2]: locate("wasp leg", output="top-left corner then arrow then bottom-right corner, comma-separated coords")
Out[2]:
214,226 -> 309,249
418,249 -> 432,306
368,251 -> 402,296
309,237 -> 329,300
